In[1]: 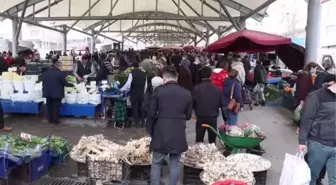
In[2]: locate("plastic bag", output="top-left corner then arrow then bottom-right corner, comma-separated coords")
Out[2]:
88,93 -> 101,105
65,93 -> 77,104
279,153 -> 311,185
77,92 -> 89,104
293,103 -> 303,123
227,126 -> 243,136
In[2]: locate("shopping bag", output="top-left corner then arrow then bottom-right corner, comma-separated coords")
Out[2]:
279,153 -> 311,185
293,102 -> 303,123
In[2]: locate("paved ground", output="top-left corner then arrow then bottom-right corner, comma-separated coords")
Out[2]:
3,106 -> 323,185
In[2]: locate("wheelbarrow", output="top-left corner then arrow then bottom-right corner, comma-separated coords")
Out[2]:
202,124 -> 265,154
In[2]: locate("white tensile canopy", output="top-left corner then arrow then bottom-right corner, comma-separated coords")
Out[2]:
0,0 -> 276,45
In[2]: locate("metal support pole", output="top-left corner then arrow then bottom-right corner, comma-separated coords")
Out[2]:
12,18 -> 18,57
240,12 -> 246,29
121,36 -> 125,51
62,26 -> 67,54
305,0 -> 321,65
205,31 -> 209,47
90,29 -> 95,53
194,36 -> 197,46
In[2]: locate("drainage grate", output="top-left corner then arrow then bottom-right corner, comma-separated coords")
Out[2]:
30,177 -> 89,185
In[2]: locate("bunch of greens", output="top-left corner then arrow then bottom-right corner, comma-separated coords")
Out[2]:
114,67 -> 134,87
66,75 -> 77,84
50,136 -> 70,156
264,85 -> 281,102
7,135 -> 48,155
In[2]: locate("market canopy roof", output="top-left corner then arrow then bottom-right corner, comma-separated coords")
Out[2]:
0,0 -> 277,44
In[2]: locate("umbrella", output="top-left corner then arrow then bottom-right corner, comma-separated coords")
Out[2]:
275,43 -> 305,72
206,29 -> 291,53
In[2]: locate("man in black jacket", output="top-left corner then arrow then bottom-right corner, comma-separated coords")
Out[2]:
192,66 -> 226,143
298,74 -> 336,185
43,62 -> 74,124
253,60 -> 268,106
73,54 -> 95,82
120,61 -> 147,127
146,66 -> 192,185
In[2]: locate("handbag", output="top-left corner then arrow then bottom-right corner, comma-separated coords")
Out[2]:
227,82 -> 240,112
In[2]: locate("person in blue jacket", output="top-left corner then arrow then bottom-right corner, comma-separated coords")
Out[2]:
223,68 -> 243,125
42,61 -> 74,124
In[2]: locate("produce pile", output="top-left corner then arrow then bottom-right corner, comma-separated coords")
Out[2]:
124,137 -> 151,165
50,136 -> 71,157
200,153 -> 271,185
70,134 -> 128,164
64,76 -> 101,105
70,135 -> 152,165
0,133 -> 70,163
70,135 -> 152,183
220,123 -> 266,138
181,143 -> 223,169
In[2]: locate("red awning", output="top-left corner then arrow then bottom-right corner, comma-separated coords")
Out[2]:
206,29 -> 291,53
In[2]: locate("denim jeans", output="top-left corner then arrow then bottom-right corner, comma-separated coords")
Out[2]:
151,152 -> 181,185
307,140 -> 336,185
223,108 -> 238,126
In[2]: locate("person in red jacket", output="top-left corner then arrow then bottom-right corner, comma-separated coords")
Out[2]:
210,60 -> 229,91
5,52 -> 12,65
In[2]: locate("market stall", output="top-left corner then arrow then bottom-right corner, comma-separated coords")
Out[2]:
0,133 -> 70,182
0,72 -> 44,115
69,133 -> 271,185
205,29 -> 305,72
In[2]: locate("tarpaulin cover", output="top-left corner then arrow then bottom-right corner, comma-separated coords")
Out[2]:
206,29 -> 291,53
276,43 -> 305,72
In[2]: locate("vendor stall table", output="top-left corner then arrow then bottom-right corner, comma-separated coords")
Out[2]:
101,93 -> 123,119
267,77 -> 282,84
0,100 -> 43,116
59,103 -> 101,122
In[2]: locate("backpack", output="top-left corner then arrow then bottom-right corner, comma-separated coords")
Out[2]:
210,69 -> 228,91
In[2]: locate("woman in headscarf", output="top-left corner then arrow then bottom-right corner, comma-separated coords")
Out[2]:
177,58 -> 193,91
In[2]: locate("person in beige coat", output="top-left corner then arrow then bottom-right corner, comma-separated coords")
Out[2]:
231,58 -> 246,84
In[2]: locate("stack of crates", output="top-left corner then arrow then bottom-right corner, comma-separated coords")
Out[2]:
182,165 -> 203,185
12,150 -> 51,182
130,165 -> 151,185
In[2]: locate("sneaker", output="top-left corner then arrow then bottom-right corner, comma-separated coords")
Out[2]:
253,103 -> 259,106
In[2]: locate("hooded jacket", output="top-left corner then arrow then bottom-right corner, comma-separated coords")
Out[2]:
231,62 -> 246,84
299,87 -> 336,147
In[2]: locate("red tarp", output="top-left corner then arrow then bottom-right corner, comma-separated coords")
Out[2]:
206,29 -> 291,53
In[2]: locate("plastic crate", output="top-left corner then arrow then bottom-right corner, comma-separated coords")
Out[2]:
87,160 -> 130,183
77,162 -> 88,177
12,150 -> 51,182
253,170 -> 267,185
51,152 -> 68,165
130,165 -> 151,181
0,155 -> 22,179
182,165 -> 203,185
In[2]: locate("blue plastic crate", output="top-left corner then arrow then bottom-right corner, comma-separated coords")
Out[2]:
30,150 -> 50,182
12,150 -> 51,182
0,153 -> 23,179
59,103 -> 97,117
0,100 -> 42,114
51,152 -> 68,165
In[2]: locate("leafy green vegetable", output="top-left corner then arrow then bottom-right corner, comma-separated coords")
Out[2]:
66,75 -> 77,84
